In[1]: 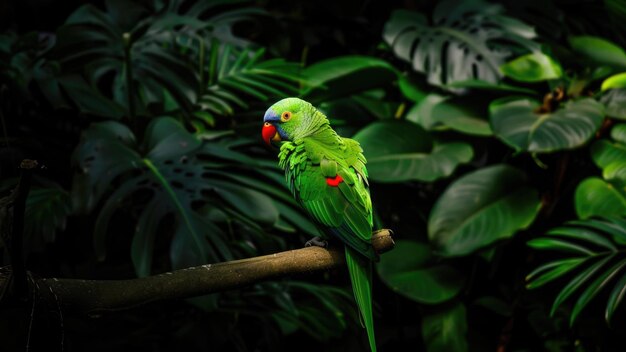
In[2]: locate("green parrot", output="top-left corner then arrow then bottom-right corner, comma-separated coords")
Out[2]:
262,97 -> 377,351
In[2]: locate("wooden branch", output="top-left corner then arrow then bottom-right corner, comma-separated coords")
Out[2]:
0,230 -> 394,315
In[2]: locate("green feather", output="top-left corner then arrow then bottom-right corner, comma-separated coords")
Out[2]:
346,246 -> 376,352
270,97 -> 377,351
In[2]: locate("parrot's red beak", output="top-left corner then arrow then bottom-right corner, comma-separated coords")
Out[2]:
262,122 -> 280,145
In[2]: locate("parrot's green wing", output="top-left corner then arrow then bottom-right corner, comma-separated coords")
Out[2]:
280,137 -> 376,260
279,136 -> 377,352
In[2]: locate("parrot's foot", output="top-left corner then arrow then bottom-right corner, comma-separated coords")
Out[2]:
305,236 -> 328,248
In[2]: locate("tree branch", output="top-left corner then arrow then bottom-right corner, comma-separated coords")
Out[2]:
0,230 -> 394,315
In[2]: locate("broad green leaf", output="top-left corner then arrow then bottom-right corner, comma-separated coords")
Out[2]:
490,97 -> 604,153
413,95 -> 493,136
526,258 -> 585,289
302,56 -> 398,102
428,165 -> 541,256
602,72 -> 626,91
575,178 -> 626,219
569,36 -> 626,70
550,256 -> 613,316
398,74 -> 428,102
500,52 -> 563,82
422,303 -> 468,352
377,241 -> 465,304
570,259 -> 626,326
606,271 -> 626,323
384,1 -> 538,89
591,140 -> 626,169
600,89 -> 626,119
611,124 -> 626,144
354,121 -> 473,182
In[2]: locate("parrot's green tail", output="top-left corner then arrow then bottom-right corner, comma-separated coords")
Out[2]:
345,246 -> 376,352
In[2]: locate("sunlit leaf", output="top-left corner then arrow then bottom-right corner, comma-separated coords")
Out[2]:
602,72 -> 626,91
575,178 -> 626,219
500,51 -> 563,82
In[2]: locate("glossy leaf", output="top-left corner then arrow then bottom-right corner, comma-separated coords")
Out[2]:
591,139 -> 626,170
500,51 -> 563,82
490,97 -> 604,153
600,89 -> 626,119
602,72 -> 626,91
611,124 -> 626,144
569,36 -> 626,70
383,1 -> 538,89
428,165 -> 541,256
411,95 -> 493,136
575,178 -> 626,219
353,121 -> 473,182
377,241 -> 465,304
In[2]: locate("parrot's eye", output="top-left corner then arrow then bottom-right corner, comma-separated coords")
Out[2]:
281,111 -> 292,122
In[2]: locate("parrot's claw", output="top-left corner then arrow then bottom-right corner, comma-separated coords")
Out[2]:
305,236 -> 328,248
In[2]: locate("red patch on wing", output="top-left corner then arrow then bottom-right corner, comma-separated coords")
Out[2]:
325,174 -> 344,187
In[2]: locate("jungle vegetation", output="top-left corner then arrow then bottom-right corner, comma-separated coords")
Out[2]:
2,0 -> 626,351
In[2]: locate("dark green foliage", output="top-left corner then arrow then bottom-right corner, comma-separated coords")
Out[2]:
3,0 -> 626,351
527,218 -> 626,325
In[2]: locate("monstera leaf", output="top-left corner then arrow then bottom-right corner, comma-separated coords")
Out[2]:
429,165 -> 541,256
383,0 -> 538,89
353,120 -> 473,183
490,97 -> 604,153
73,117 -> 312,276
527,217 -> 626,325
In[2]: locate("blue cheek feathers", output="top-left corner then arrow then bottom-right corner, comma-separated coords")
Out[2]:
275,124 -> 289,140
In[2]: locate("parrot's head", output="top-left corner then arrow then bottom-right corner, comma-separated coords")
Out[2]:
262,97 -> 316,145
